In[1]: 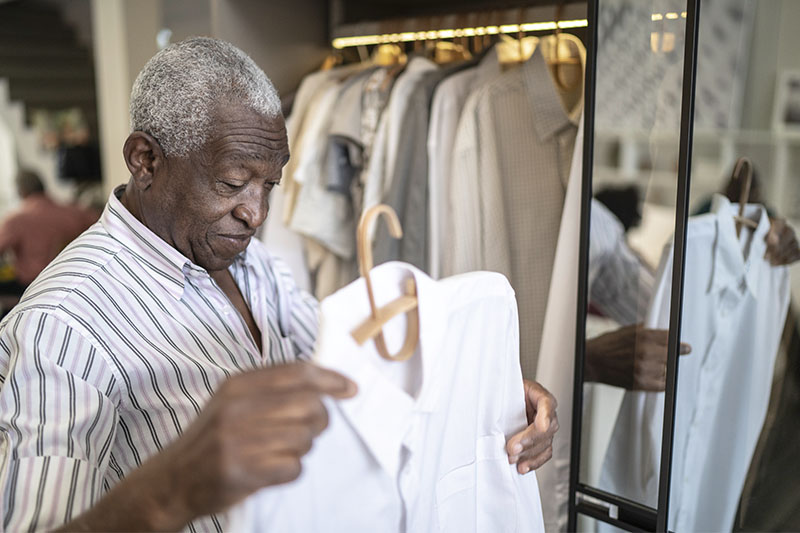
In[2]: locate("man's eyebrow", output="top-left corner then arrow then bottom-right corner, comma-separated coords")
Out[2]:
218,146 -> 288,164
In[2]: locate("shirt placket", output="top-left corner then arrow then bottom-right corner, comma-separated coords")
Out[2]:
677,287 -> 741,531
185,266 -> 261,365
232,260 -> 272,361
399,416 -> 422,533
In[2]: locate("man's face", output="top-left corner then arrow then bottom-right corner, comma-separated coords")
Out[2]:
145,103 -> 289,272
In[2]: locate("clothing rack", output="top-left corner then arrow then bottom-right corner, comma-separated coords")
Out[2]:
330,2 -> 589,54
332,18 -> 588,49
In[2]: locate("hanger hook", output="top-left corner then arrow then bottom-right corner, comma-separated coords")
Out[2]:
353,204 -> 419,363
357,204 -> 403,277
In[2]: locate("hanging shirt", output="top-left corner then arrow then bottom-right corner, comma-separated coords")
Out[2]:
362,58 -> 436,217
374,61 -> 474,271
289,76 -> 357,260
599,195 -> 790,532
0,188 -> 320,532
282,64 -> 364,225
229,262 -> 544,533
449,47 -> 583,379
428,48 -> 500,279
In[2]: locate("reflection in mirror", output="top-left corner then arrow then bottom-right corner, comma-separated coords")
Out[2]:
673,1 -> 800,531
583,0 -> 800,531
578,0 -> 687,508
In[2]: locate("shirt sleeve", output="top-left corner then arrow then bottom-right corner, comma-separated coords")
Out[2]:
448,92 -> 487,276
0,311 -> 119,532
588,200 -> 654,325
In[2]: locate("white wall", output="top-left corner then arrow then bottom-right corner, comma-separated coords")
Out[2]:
92,0 -> 328,193
92,0 -> 160,194
741,0 -> 800,130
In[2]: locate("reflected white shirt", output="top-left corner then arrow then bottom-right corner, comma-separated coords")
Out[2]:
599,195 -> 790,532
230,263 -> 544,533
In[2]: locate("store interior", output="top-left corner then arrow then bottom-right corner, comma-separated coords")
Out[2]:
0,0 -> 799,531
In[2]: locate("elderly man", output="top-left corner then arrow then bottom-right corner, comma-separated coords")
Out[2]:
0,38 -> 557,532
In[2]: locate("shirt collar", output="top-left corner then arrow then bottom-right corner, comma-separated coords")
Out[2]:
313,262 -> 447,478
521,47 -> 581,141
101,186 -> 260,301
708,194 -> 770,299
475,46 -> 501,86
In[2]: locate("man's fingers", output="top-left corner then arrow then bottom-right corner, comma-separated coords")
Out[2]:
234,364 -> 357,398
241,452 -> 304,490
249,423 -> 316,456
637,328 -> 670,346
680,342 -> 692,355
510,435 -> 552,464
518,446 -> 553,474
258,390 -> 330,435
506,412 -> 558,461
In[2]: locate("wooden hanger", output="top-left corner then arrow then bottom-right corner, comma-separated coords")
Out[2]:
544,2 -> 582,91
350,204 -> 420,362
731,157 -> 759,237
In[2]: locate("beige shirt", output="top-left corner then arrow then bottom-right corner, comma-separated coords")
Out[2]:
449,47 -> 582,378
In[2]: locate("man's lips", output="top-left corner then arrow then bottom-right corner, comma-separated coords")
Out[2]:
216,233 -> 254,253
219,233 -> 253,241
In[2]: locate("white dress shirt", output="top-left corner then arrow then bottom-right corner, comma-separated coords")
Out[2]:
427,49 -> 499,279
599,195 -> 790,532
230,263 -> 544,532
534,116 -> 583,532
0,189 -> 319,532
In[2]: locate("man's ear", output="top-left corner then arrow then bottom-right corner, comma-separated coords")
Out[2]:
123,132 -> 165,190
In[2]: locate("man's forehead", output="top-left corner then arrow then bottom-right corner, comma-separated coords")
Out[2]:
206,104 -> 288,163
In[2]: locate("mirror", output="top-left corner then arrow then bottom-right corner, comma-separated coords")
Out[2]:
579,1 -> 800,531
578,0 -> 687,510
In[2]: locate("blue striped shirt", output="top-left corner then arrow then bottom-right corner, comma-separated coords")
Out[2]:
0,187 -> 319,532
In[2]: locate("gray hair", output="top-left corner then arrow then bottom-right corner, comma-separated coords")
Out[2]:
129,37 -> 282,157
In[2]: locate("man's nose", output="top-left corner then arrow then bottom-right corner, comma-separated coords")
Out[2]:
232,190 -> 269,229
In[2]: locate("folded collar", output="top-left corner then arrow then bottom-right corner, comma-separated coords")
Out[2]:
522,47 -> 581,142
101,185 -> 255,301
313,262 -> 447,477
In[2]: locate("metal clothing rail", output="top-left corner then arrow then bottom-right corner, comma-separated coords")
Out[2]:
331,19 -> 588,48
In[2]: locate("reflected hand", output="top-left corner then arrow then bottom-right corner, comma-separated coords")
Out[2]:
765,218 -> 800,266
586,324 -> 691,391
506,379 -> 559,474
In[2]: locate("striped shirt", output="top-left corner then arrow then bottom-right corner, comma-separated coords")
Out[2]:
589,199 -> 654,325
0,187 -> 319,532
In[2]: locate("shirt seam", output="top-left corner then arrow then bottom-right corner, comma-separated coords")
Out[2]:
5,307 -> 126,409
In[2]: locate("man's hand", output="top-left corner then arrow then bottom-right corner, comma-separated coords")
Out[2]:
57,363 -> 357,532
586,324 -> 691,391
765,218 -> 800,266
506,379 -> 559,474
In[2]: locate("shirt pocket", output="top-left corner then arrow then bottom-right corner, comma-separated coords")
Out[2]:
435,433 -> 518,533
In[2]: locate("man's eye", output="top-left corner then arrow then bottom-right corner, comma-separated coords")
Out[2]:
222,182 -> 244,190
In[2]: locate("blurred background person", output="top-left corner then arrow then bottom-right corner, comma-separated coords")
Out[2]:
0,169 -> 98,310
